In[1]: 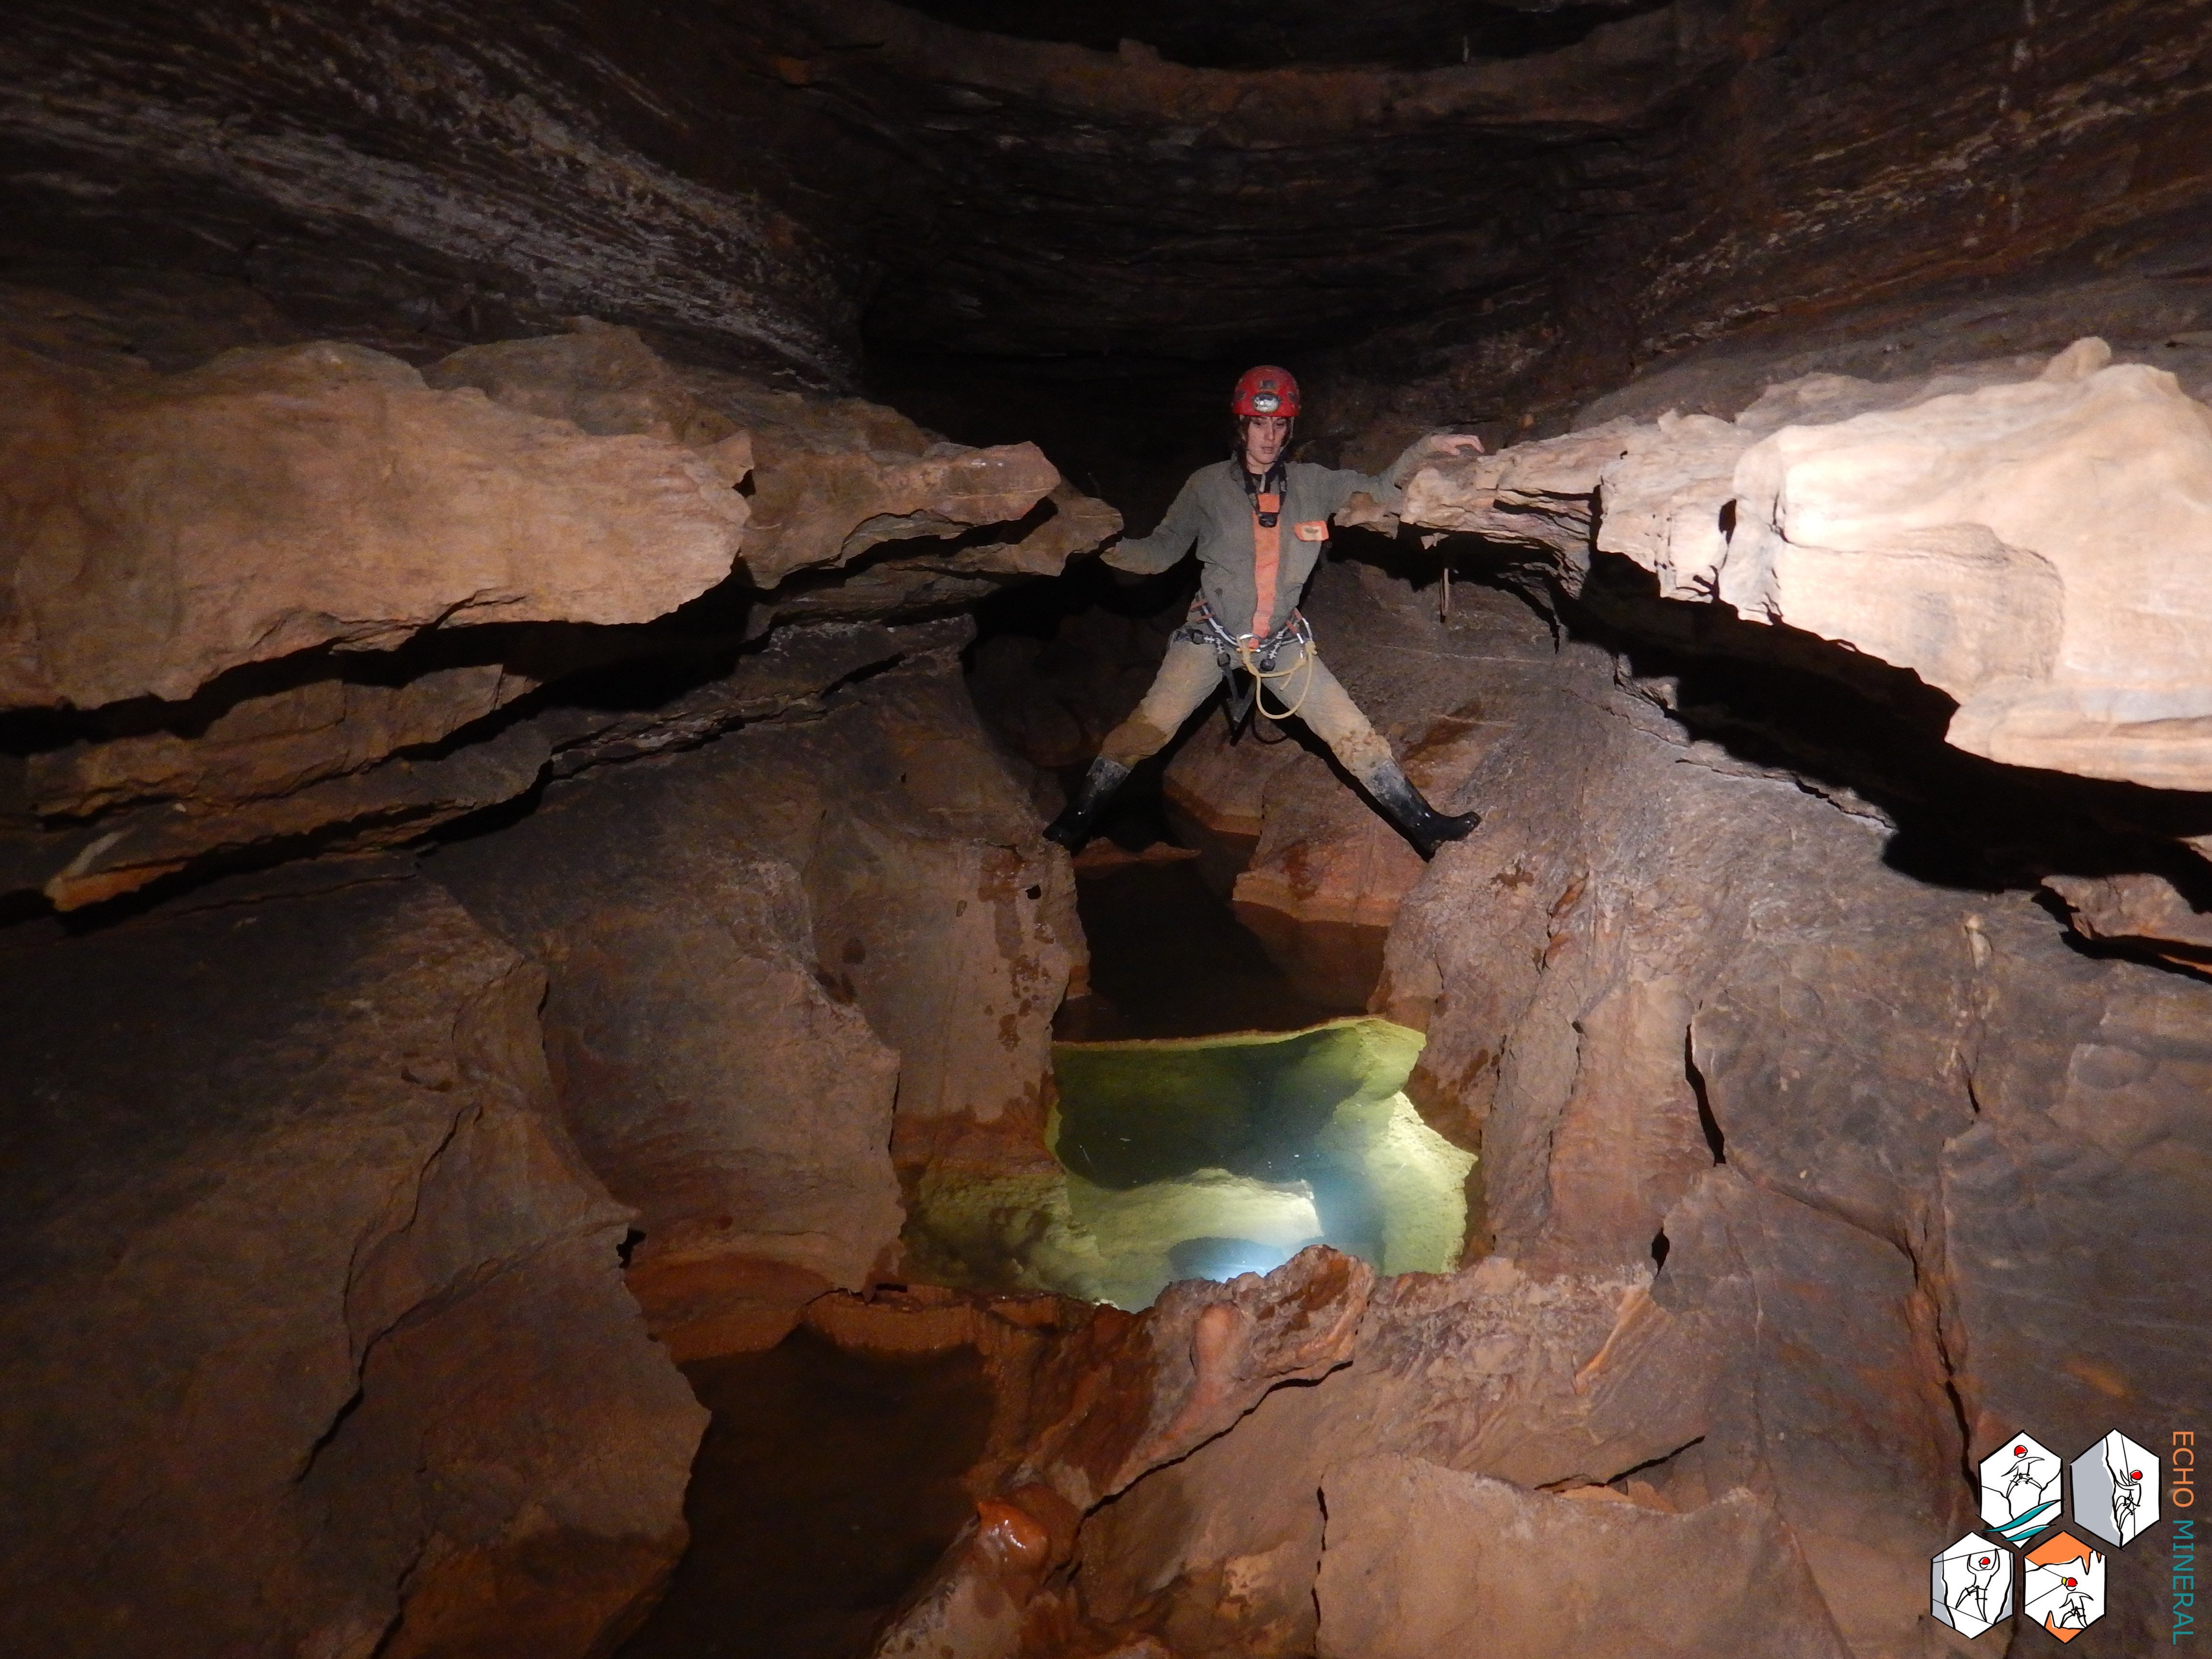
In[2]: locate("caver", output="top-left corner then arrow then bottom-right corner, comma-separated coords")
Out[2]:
1045,365 -> 1485,856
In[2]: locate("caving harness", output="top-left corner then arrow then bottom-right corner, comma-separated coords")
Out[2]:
1163,456 -> 1322,730
1177,599 -> 1316,729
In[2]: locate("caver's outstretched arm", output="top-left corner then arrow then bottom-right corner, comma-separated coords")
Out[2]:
1302,431 -> 1487,523
1104,472 -> 1205,574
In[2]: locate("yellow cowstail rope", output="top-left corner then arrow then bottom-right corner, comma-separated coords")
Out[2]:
1237,636 -> 1315,721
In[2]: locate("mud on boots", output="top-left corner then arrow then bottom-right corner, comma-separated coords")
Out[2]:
1044,364 -> 1482,858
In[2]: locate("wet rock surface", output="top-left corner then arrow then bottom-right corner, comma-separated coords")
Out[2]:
882,571 -> 2208,1657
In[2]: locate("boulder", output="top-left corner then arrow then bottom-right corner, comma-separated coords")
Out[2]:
0,878 -> 704,1659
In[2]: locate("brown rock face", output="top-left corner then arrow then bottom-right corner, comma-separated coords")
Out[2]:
1157,554 -> 1536,1010
910,558 -> 2206,1656
24,661 -> 541,819
1315,1459 -> 1850,1659
1397,339 -> 2212,796
0,313 -> 1114,913
3,7 -> 2209,1657
0,878 -> 705,1659
426,325 -> 1121,597
872,1247 -> 1375,1659
431,632 -> 1078,1345
0,338 -> 749,710
2043,868 -> 2212,964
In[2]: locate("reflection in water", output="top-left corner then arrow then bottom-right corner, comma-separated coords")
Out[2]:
905,1018 -> 1475,1309
617,1328 -> 992,1659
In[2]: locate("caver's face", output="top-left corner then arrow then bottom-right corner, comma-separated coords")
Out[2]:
1242,416 -> 1290,471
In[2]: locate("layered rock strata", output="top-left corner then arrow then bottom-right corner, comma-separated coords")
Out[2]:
0,284 -> 1110,1659
1395,338 -> 2212,796
0,307 -> 1114,911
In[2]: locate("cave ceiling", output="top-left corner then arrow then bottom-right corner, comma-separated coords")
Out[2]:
797,0 -> 1718,362
0,0 -> 1723,380
3,0 -> 2209,407
891,0 -> 1671,72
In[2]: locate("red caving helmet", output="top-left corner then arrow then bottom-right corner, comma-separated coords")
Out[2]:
1230,365 -> 1300,419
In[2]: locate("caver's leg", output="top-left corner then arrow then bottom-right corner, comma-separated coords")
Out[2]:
1279,647 -> 1479,858
1044,637 -> 1222,849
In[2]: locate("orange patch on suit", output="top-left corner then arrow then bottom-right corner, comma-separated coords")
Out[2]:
1250,492 -> 1282,638
1294,520 -> 1328,542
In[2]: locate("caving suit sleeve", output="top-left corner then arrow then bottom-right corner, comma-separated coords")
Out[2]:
1309,437 -> 1453,519
1104,469 -> 1207,573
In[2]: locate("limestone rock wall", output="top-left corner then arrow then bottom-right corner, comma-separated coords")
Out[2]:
0,299 -> 1114,912
0,878 -> 709,1659
433,632 -> 1080,1353
0,282 -> 1105,1657
0,337 -> 752,710
13,0 -> 2206,443
0,0 -> 860,378
904,565 -> 2209,1659
1395,338 -> 2212,798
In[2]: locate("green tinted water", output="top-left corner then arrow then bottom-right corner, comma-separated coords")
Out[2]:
907,1017 -> 1474,1309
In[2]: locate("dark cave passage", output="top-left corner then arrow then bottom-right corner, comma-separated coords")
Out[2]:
1055,852 -> 1358,1043
618,1329 -> 993,1659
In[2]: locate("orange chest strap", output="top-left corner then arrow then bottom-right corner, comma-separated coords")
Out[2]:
1250,492 -> 1282,639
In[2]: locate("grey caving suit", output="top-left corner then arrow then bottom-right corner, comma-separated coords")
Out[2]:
1095,446 -> 1426,792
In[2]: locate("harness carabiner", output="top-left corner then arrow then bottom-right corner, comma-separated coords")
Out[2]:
1182,602 -> 1317,724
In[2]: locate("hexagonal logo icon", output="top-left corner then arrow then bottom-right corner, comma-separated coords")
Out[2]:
2071,1429 -> 2159,1548
1980,1431 -> 2063,1544
1931,1531 -> 2013,1638
2022,1531 -> 2105,1641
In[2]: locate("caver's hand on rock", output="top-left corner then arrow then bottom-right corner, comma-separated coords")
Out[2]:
1423,431 -> 1488,457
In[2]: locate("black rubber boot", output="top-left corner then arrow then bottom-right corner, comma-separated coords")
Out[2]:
1367,760 -> 1479,858
1043,757 -> 1132,851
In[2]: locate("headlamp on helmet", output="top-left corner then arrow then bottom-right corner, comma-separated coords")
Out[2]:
1230,365 -> 1301,420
